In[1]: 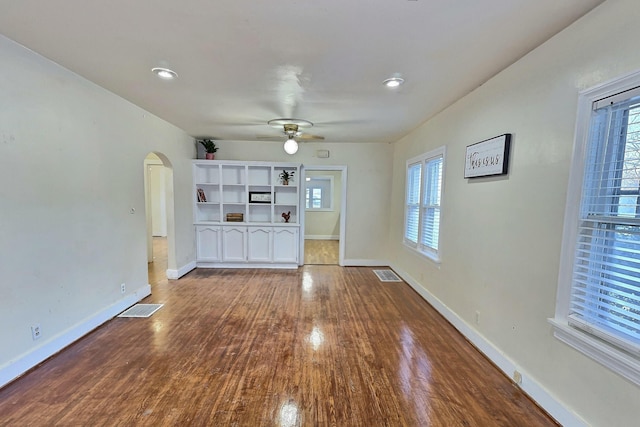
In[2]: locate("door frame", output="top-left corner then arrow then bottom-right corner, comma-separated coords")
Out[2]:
299,165 -> 347,266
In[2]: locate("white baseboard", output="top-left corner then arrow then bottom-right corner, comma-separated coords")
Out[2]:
166,261 -> 196,280
390,264 -> 587,427
0,284 -> 151,389
342,259 -> 389,267
196,262 -> 298,269
304,235 -> 339,240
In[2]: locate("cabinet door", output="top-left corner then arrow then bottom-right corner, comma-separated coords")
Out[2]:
222,227 -> 247,262
248,227 -> 272,262
273,228 -> 299,263
196,226 -> 221,262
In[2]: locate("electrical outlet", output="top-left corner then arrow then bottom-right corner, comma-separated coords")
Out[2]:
120,283 -> 126,294
513,370 -> 523,385
31,324 -> 41,340
475,311 -> 480,325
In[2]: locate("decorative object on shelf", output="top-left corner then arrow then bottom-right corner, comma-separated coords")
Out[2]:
282,211 -> 291,223
249,191 -> 272,203
198,138 -> 218,160
197,188 -> 207,202
279,170 -> 295,185
226,213 -> 244,222
464,134 -> 511,178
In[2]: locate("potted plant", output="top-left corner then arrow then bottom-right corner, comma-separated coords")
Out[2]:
279,170 -> 295,185
198,139 -> 218,160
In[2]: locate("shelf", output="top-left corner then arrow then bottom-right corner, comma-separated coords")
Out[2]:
194,160 -> 300,226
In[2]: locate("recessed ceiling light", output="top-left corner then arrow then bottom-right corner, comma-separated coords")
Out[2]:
152,67 -> 178,80
383,77 -> 404,88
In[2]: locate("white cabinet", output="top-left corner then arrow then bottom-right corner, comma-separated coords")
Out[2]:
196,226 -> 221,262
193,160 -> 300,268
273,228 -> 299,263
247,227 -> 272,262
222,226 -> 246,262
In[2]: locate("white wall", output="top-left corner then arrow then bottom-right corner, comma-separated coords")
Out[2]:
304,170 -> 342,239
388,1 -> 640,425
213,141 -> 393,264
0,35 -> 195,385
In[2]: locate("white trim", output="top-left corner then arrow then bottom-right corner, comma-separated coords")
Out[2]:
0,284 -> 151,388
301,165 -> 347,266
304,235 -> 339,240
392,264 -> 588,427
342,258 -> 389,267
166,260 -> 196,280
549,319 -> 640,387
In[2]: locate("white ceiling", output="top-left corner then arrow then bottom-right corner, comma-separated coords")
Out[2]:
1,0 -> 604,143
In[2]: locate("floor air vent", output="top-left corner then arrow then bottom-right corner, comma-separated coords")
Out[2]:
373,269 -> 402,282
117,304 -> 163,318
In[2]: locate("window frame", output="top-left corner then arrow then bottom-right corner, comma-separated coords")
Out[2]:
550,69 -> 640,387
403,146 -> 446,263
305,175 -> 334,211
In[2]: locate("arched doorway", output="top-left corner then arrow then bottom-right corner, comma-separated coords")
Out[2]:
143,152 -> 176,285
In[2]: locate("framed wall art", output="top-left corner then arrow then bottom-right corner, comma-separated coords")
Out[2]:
464,134 -> 511,178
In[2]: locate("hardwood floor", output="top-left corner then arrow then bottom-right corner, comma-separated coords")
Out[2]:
0,262 -> 557,426
304,239 -> 339,265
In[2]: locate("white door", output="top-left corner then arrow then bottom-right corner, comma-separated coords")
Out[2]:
273,228 -> 299,263
222,227 -> 246,262
247,227 -> 272,262
196,226 -> 221,262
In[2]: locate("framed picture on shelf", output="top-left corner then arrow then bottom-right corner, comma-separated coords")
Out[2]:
249,191 -> 272,203
197,188 -> 207,202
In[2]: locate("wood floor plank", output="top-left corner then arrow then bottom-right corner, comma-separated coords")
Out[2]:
0,261 -> 557,426
304,239 -> 339,265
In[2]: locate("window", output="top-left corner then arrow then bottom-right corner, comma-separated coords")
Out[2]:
305,176 -> 333,211
404,147 -> 445,262
552,71 -> 640,386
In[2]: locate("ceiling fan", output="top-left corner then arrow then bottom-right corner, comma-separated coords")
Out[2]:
258,118 -> 325,154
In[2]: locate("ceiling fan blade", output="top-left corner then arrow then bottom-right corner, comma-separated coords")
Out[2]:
297,134 -> 324,141
256,135 -> 284,141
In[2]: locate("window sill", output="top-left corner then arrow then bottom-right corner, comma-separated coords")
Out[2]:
548,318 -> 640,387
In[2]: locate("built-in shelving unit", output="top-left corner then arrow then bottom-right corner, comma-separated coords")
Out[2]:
193,160 -> 301,268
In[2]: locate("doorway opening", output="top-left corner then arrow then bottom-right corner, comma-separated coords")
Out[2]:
144,152 -> 175,285
301,166 -> 347,265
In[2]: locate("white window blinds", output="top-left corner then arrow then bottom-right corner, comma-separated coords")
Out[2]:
569,93 -> 640,353
404,147 -> 445,261
421,157 -> 442,252
405,162 -> 421,246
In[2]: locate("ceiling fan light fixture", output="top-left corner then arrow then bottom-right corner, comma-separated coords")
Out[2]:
283,137 -> 299,155
383,77 -> 404,88
152,67 -> 178,80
